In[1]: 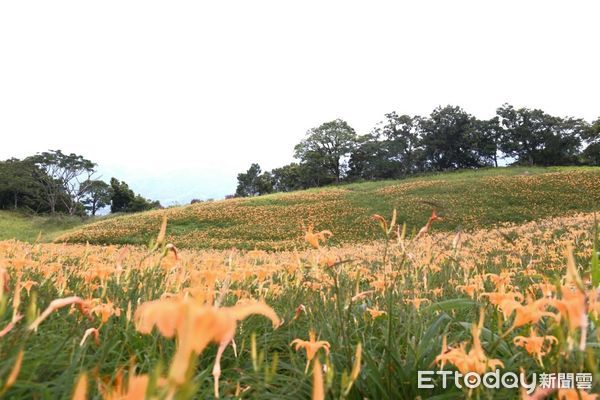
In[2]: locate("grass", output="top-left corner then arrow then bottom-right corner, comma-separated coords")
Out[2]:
56,166 -> 600,250
0,211 -> 89,242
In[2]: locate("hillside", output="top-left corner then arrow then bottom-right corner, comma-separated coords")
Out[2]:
0,211 -> 87,242
55,166 -> 600,250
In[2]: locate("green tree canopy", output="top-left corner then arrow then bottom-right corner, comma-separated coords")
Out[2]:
376,112 -> 424,175
0,158 -> 42,210
496,104 -> 586,166
109,178 -> 160,213
235,164 -> 274,197
420,106 -> 480,170
294,119 -> 358,182
28,150 -> 97,214
81,180 -> 111,216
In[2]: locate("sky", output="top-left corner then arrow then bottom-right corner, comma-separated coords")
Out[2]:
1,1 -> 599,205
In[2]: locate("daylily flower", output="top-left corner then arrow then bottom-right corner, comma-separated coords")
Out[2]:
304,224 -> 333,249
405,297 -> 430,310
513,329 -> 557,366
135,296 -> 279,397
293,304 -> 306,321
557,389 -> 598,400
435,314 -> 504,375
550,286 -> 587,334
415,210 -> 441,239
91,301 -> 122,324
494,295 -> 557,329
3,350 -> 24,392
291,330 -> 331,372
80,327 -> 100,347
0,315 -> 22,337
100,367 -> 166,400
20,280 -> 38,295
312,358 -> 324,400
72,372 -> 88,400
480,289 -> 523,307
548,247 -> 590,350
366,308 -> 386,319
28,296 -> 92,331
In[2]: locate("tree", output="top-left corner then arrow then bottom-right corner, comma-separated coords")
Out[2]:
420,106 -> 480,170
471,117 -> 503,167
235,164 -> 274,197
540,116 -> 586,165
109,178 -> 160,213
109,178 -> 134,213
347,134 -> 395,180
0,158 -> 41,210
375,112 -> 424,175
581,117 -> 600,165
235,163 -> 262,197
271,163 -> 302,192
81,180 -> 111,216
255,171 -> 275,196
28,150 -> 96,214
496,104 -> 585,166
128,195 -> 161,212
294,119 -> 357,183
270,163 -> 322,192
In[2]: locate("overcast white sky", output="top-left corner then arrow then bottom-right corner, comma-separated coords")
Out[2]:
1,1 -> 598,204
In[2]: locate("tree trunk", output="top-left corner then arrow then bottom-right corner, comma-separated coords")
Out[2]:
14,192 -> 18,209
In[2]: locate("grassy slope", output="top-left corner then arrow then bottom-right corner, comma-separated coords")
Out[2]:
56,166 -> 600,250
0,211 -> 89,242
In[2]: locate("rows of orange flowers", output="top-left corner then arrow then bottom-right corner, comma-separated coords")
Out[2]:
0,210 -> 599,398
55,169 -> 600,250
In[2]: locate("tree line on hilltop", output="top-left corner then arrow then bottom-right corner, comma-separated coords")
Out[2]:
0,150 -> 161,216
235,104 -> 600,197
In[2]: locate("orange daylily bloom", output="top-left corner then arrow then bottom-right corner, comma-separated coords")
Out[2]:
304,224 -> 333,249
80,327 -> 100,347
485,272 -> 514,291
0,314 -> 22,338
371,209 -> 397,236
480,290 -> 524,307
293,304 -> 306,321
548,247 -> 591,350
135,297 -> 279,397
513,329 -> 557,366
457,284 -> 479,299
20,280 -> 38,295
366,308 -> 386,319
100,368 -> 166,400
550,286 -> 587,333
91,301 -> 122,324
72,372 -> 88,400
351,290 -> 374,302
435,314 -> 504,375
4,350 -> 24,391
405,297 -> 430,310
557,389 -> 598,400
415,210 -> 441,239
312,358 -> 324,400
291,330 -> 331,372
494,295 -> 557,329
28,296 -> 92,331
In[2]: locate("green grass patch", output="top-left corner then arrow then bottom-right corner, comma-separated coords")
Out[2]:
0,211 -> 88,242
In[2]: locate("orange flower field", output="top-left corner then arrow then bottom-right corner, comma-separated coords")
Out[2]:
0,210 -> 599,398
